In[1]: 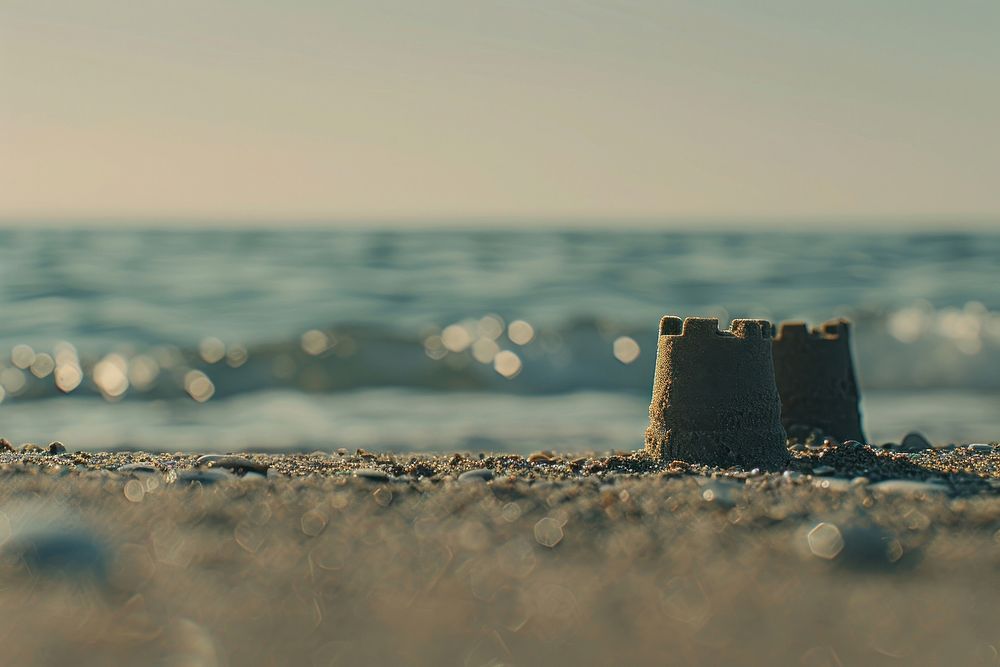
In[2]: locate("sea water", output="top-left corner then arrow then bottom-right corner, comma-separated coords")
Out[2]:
0,228 -> 998,451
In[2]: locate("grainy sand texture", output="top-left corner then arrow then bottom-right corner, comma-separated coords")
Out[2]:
0,442 -> 997,666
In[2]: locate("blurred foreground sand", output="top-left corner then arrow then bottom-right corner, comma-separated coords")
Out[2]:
0,444 -> 997,666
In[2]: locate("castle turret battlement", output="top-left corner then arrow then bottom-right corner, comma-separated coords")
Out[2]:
776,320 -> 849,342
645,316 -> 789,469
731,318 -> 772,339
680,316 -> 722,336
658,315 -> 683,335
660,316 -> 774,339
772,318 -> 865,443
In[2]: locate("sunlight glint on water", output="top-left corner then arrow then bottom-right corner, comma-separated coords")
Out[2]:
0,229 -> 998,450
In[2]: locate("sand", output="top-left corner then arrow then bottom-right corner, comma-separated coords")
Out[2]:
0,441 -> 997,666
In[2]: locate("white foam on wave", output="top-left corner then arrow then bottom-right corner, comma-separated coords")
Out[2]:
0,387 -> 995,453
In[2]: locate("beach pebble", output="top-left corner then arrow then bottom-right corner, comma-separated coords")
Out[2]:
813,478 -> 852,492
1,500 -> 112,580
840,525 -> 906,568
0,438 -> 12,451
118,462 -> 160,475
900,432 -> 932,452
354,468 -> 390,481
176,469 -> 235,485
967,444 -> 993,453
870,479 -> 948,496
700,480 -> 741,507
804,520 -> 907,569
527,451 -> 555,464
47,441 -> 66,455
4,528 -> 110,581
195,454 -> 228,465
458,469 -> 494,483
812,466 -> 835,476
196,455 -> 268,476
20,443 -> 43,453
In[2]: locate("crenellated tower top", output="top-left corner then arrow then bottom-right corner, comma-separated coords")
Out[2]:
658,316 -> 773,340
645,315 -> 788,469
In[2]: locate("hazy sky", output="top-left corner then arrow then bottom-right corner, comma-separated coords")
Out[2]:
2,1 -> 998,225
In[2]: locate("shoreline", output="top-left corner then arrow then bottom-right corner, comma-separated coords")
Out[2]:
0,442 -> 997,665
3,439 -> 997,491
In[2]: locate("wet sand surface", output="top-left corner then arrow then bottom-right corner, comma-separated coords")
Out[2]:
0,442 -> 998,666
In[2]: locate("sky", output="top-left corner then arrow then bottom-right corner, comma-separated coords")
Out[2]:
1,0 -> 998,226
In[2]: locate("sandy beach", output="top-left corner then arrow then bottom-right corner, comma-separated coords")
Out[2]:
0,441 -> 997,666
6,0 -> 1000,661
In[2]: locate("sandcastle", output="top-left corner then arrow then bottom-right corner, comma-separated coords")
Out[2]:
772,319 -> 866,444
644,316 -> 789,470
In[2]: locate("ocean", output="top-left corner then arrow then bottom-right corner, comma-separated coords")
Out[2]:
0,228 -> 997,452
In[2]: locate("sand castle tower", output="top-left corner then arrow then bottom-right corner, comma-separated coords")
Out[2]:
645,316 -> 789,470
772,319 -> 866,443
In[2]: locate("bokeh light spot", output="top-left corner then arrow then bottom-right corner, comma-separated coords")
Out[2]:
55,364 -> 83,393
226,343 -> 249,367
477,314 -> 505,340
128,354 -> 161,391
507,320 -> 535,345
11,344 -> 35,370
29,352 -> 55,378
124,479 -> 146,502
472,338 -> 500,364
423,335 -> 447,360
1,368 -> 27,396
184,370 -> 216,403
613,336 -> 640,364
441,324 -> 473,353
301,330 -> 330,356
94,354 -> 130,399
199,337 -> 226,364
807,522 -> 844,560
534,517 -> 564,548
493,350 -> 522,379
300,510 -> 328,537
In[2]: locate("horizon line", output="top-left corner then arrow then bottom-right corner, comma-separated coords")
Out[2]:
0,214 -> 998,232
